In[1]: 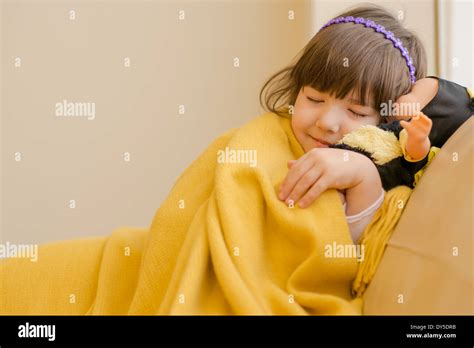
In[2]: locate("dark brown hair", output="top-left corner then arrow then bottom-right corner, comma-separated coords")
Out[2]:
259,4 -> 427,122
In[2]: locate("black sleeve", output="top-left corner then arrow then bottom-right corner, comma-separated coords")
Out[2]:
422,76 -> 473,148
377,119 -> 403,137
376,155 -> 429,191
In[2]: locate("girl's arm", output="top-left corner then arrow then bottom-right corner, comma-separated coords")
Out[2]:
281,148 -> 383,216
395,77 -> 439,113
343,153 -> 383,216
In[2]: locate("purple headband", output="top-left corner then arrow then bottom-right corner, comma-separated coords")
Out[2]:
319,16 -> 416,84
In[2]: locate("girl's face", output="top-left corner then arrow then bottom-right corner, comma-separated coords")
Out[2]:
292,86 -> 381,153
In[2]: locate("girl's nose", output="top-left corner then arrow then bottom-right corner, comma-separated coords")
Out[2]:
316,111 -> 340,133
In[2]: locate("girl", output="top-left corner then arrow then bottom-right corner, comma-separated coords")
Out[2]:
259,4 -> 463,243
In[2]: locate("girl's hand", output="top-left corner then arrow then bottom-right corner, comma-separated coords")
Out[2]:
278,148 -> 376,208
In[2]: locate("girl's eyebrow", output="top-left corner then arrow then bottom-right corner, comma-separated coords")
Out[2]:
348,98 -> 375,108
348,98 -> 365,105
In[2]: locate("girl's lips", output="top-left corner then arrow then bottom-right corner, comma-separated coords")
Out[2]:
309,135 -> 331,148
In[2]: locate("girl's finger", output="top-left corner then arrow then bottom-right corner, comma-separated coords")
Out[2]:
297,174 -> 330,208
286,165 -> 323,206
287,150 -> 310,168
279,155 -> 315,200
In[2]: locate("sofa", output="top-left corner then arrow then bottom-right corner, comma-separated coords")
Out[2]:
363,117 -> 473,314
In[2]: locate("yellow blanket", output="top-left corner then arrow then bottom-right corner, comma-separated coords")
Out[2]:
0,111 -> 409,315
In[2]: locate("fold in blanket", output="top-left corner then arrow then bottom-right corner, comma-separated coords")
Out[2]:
0,111 -> 410,315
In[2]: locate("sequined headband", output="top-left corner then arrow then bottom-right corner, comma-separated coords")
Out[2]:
319,16 -> 417,84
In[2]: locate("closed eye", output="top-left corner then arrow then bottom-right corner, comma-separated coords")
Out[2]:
349,109 -> 366,118
307,97 -> 324,103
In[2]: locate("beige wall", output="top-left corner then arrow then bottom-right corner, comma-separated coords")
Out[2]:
1,0 -> 313,244
1,0 -> 438,245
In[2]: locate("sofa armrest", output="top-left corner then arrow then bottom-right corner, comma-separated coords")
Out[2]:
363,117 -> 473,314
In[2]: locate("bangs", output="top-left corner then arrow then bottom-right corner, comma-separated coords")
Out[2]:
293,23 -> 413,112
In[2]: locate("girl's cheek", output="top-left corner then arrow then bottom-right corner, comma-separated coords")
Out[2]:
290,113 -> 302,133
299,114 -> 317,134
340,122 -> 358,137
291,114 -> 310,146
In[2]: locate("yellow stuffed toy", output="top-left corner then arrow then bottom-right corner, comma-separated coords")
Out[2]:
331,112 -> 440,190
